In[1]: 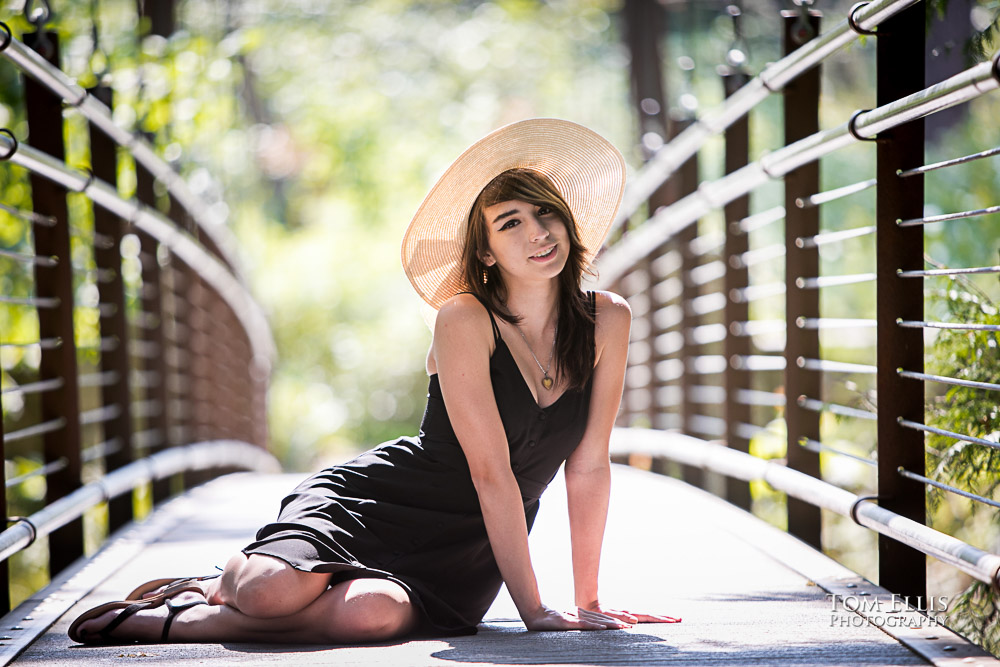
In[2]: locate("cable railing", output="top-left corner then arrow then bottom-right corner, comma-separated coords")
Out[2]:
616,0 -> 922,226
0,132 -> 273,366
597,46 -> 1000,286
0,28 -> 241,274
603,0 -> 1000,638
0,22 -> 275,615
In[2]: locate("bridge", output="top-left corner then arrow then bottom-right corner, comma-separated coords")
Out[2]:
1,0 -> 999,664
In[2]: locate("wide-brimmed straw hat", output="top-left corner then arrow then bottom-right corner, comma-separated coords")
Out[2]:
401,118 -> 626,311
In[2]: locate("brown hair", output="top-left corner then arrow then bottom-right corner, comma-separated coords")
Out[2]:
462,168 -> 595,391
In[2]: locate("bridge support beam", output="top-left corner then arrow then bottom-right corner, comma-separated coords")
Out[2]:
722,68 -> 752,512
23,31 -> 85,577
89,84 -> 135,532
134,159 -> 173,503
875,3 -> 926,600
782,10 -> 823,550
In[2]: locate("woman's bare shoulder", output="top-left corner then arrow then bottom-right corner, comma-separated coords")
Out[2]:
435,293 -> 493,331
591,290 -> 631,338
428,294 -> 496,374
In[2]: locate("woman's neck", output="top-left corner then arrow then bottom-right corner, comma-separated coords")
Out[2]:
504,280 -> 560,332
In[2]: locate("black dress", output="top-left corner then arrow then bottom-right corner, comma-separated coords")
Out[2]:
243,293 -> 595,635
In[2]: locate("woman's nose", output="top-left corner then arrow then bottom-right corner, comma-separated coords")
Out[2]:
528,215 -> 550,242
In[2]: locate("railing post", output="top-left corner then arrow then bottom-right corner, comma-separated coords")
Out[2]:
875,3 -> 926,599
23,31 -> 84,574
134,161 -> 173,502
722,67 -> 752,511
624,0 -> 673,469
623,0 -> 670,167
89,84 -> 135,531
168,259 -> 195,448
251,338 -> 268,449
782,10 -> 822,549
0,391 -> 8,613
674,118 -> 703,488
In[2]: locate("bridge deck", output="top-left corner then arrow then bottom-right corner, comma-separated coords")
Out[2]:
4,465 -> 961,665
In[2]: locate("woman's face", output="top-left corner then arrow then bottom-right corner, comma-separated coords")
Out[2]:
481,198 -> 569,284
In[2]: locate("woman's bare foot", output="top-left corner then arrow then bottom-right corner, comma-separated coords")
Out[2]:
75,592 -> 210,643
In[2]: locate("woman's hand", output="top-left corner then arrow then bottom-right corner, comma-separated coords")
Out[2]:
577,603 -> 681,625
522,604 -> 631,631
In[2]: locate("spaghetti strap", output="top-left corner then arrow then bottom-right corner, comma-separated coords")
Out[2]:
588,290 -> 596,317
457,291 -> 501,343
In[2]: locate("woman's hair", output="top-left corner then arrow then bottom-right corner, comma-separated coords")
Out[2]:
462,168 -> 595,391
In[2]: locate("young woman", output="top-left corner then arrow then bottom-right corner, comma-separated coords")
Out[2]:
69,118 -> 679,645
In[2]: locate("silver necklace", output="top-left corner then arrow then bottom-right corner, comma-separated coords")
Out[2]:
513,322 -> 558,390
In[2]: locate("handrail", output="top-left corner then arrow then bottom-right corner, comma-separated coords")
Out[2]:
0,132 -> 276,367
610,428 -> 1000,589
615,0 -> 921,228
0,28 -> 242,275
595,48 -> 1000,288
0,440 -> 281,564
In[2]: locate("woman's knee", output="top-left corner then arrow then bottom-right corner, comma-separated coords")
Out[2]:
230,554 -> 329,618
323,579 -> 417,643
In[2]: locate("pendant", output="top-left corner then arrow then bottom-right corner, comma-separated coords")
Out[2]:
541,375 -> 554,390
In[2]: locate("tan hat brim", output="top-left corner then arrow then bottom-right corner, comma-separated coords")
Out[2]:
401,118 -> 626,311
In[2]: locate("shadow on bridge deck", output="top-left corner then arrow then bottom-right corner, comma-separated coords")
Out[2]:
7,466 -> 938,666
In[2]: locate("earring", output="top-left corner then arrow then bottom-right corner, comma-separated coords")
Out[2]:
482,268 -> 488,285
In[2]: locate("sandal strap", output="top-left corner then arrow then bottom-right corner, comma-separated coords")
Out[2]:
161,598 -> 209,642
98,600 -> 153,640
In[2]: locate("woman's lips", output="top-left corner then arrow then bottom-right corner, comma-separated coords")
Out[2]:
529,245 -> 557,262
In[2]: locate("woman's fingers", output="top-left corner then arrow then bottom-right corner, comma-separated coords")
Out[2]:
578,605 -> 682,625
577,608 -> 632,628
633,612 -> 682,623
580,607 -> 639,624
524,606 -> 630,631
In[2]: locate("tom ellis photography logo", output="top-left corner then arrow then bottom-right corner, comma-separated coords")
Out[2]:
828,594 -> 950,628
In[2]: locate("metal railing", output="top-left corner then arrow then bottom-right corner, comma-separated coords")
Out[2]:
0,28 -> 241,273
603,0 -> 1000,614
617,0 -> 923,226
0,24 -> 275,614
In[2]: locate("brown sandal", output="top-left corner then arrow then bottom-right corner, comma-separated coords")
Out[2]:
125,573 -> 221,602
68,596 -> 208,644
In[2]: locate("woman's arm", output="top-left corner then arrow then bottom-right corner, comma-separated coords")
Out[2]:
565,291 -> 682,625
564,291 -> 629,610
433,295 -> 615,631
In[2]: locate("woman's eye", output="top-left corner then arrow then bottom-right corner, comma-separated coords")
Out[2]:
500,219 -> 518,230
537,206 -> 552,216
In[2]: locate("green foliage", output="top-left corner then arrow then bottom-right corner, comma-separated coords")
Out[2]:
925,284 -> 1000,653
927,0 -> 1000,63
949,580 -> 1000,655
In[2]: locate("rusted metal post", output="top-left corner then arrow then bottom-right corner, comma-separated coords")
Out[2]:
782,10 -> 822,550
663,118 -> 701,487
624,0 -> 673,476
89,84 -> 135,531
624,0 -> 670,170
23,31 -> 84,575
134,161 -> 172,502
251,344 -> 269,449
208,294 -> 232,439
168,259 -> 194,448
0,393 -> 8,613
722,68 -> 752,511
188,273 -> 208,444
876,4 -> 926,599
138,0 -> 176,40
228,312 -> 250,443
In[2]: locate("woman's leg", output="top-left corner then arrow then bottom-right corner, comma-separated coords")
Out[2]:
207,552 -> 332,618
76,577 -> 420,644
